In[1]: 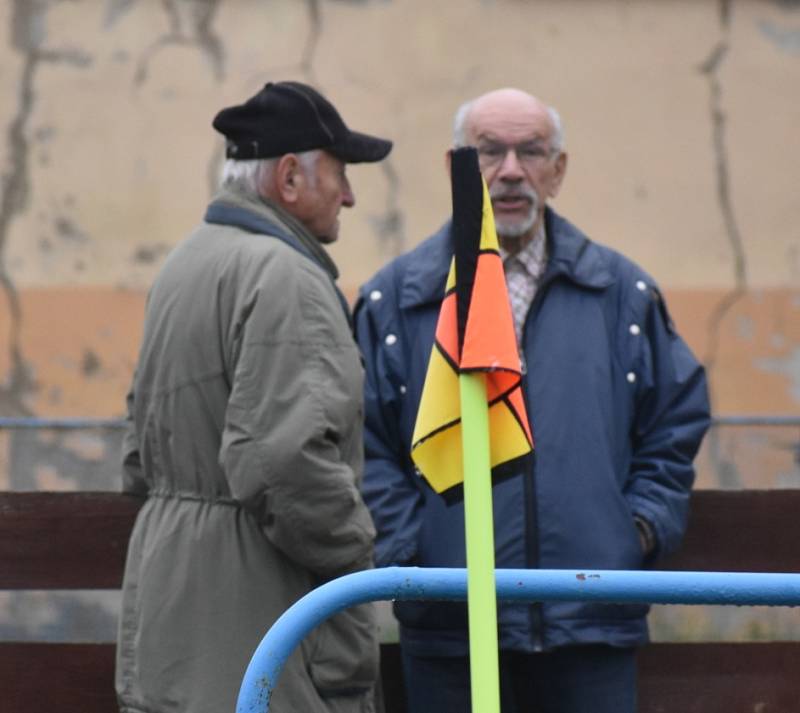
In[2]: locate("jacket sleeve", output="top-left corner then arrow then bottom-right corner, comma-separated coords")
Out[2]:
121,383 -> 148,496
219,260 -> 375,581
353,286 -> 425,567
625,284 -> 711,561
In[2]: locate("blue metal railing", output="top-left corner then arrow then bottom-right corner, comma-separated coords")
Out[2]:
235,566 -> 800,713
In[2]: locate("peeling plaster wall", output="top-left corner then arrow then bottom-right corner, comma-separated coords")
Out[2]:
0,0 -> 798,494
0,0 -> 799,647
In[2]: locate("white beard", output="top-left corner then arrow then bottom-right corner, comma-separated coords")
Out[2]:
490,186 -> 540,239
494,208 -> 537,238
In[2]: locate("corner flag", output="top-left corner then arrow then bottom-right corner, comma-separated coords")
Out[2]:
411,147 -> 533,501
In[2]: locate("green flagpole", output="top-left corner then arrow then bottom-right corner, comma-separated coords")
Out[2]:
460,370 -> 501,713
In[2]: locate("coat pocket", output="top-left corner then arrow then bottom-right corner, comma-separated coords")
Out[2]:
308,601 -> 380,698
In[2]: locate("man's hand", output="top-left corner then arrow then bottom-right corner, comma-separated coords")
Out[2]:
634,516 -> 656,557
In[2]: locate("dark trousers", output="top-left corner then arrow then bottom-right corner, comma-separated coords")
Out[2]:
401,645 -> 637,713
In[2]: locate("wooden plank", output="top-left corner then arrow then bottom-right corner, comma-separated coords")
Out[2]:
1,490 -> 799,712
639,642 -> 800,712
2,489 -> 799,591
1,642 -> 117,713
0,492 -> 143,589
3,642 -> 797,713
660,490 -> 800,572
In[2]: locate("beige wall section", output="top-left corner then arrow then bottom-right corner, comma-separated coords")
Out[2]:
2,0 -> 798,289
0,0 -> 798,648
0,288 -> 142,417
0,0 -> 798,491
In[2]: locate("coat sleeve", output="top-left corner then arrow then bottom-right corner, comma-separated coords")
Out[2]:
219,260 -> 375,580
121,383 -> 148,496
625,284 -> 711,561
353,286 -> 425,567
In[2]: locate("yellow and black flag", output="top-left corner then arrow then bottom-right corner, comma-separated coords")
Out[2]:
411,147 -> 534,502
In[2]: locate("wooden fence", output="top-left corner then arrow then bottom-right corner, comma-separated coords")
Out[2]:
1,490 -> 799,712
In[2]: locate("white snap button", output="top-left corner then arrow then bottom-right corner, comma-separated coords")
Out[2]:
369,290 -> 382,301
385,334 -> 397,346
399,385 -> 407,394
629,324 -> 641,335
636,280 -> 647,291
626,372 -> 636,383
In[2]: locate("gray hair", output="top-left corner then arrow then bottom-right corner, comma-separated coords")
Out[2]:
219,158 -> 276,196
452,96 -> 565,154
219,150 -> 321,197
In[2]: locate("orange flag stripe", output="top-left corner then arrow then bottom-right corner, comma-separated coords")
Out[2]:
411,151 -> 533,500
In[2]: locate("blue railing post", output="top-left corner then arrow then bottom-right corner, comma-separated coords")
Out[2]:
235,567 -> 800,713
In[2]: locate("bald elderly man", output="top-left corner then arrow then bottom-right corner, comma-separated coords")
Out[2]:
354,88 -> 710,713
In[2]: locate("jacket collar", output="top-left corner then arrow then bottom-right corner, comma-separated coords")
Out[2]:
399,206 -> 614,309
399,222 -> 453,309
542,208 -> 614,289
205,185 -> 340,281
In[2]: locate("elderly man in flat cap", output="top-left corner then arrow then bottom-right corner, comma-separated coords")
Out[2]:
116,81 -> 392,713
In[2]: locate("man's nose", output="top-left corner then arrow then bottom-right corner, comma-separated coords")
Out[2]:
342,178 -> 355,208
497,148 -> 524,180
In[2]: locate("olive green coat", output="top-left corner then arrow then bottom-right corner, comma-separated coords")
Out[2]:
116,186 -> 378,713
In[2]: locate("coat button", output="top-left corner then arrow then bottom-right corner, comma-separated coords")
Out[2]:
385,334 -> 398,346
369,290 -> 382,301
629,324 -> 641,335
636,280 -> 647,291
626,371 -> 637,383
399,385 -> 407,394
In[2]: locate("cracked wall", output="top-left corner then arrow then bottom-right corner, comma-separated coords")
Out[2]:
0,0 -> 799,648
0,0 -> 798,495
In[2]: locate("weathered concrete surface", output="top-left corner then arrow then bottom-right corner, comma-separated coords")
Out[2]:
0,0 -> 798,494
0,0 -> 798,649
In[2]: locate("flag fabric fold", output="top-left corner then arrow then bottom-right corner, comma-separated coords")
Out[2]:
411,147 -> 534,502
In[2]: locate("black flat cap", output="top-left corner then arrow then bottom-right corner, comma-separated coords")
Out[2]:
213,81 -> 392,163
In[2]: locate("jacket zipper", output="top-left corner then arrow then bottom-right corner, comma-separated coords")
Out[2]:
520,267 -> 561,653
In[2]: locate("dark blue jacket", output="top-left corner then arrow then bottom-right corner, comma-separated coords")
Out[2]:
354,208 -> 710,656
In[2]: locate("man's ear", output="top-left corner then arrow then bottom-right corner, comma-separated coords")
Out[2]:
549,151 -> 568,198
273,154 -> 304,204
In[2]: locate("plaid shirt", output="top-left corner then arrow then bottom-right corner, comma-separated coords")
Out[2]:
500,224 -> 548,355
